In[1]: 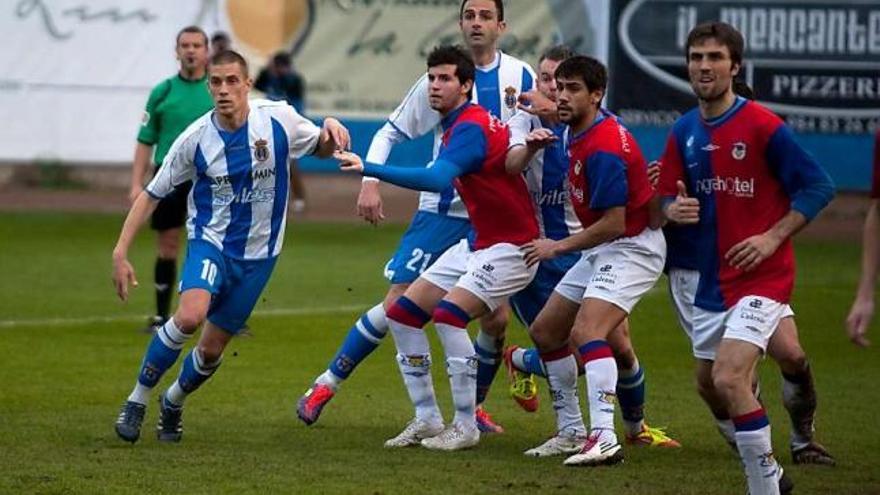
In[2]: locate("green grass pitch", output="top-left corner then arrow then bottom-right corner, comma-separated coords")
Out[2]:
1,212 -> 878,494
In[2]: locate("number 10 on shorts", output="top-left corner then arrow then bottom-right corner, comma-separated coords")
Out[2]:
201,259 -> 218,285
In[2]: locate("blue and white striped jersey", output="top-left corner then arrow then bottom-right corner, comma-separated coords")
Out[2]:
507,110 -> 581,240
366,50 -> 535,219
145,99 -> 320,259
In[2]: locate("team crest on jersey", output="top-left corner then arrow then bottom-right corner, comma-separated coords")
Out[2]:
141,111 -> 150,126
504,86 -> 518,109
254,139 -> 270,162
732,142 -> 747,160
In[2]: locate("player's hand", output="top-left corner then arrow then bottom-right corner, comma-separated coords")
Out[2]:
357,180 -> 385,225
517,90 -> 557,121
664,180 -> 699,224
112,255 -> 138,302
521,238 -> 559,267
647,160 -> 661,189
525,128 -> 558,152
323,118 -> 351,151
334,150 -> 364,173
724,232 -> 782,272
845,297 -> 873,347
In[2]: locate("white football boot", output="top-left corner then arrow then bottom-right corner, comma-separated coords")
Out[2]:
563,429 -> 624,466
420,421 -> 480,451
524,430 -> 588,457
384,417 -> 444,448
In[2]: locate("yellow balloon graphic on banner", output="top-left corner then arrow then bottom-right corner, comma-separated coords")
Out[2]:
225,0 -> 310,57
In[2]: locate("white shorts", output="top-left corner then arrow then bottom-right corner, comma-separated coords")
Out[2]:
669,268 -> 794,360
420,239 -> 538,311
554,228 -> 666,313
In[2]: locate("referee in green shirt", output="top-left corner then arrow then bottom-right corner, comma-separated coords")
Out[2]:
130,26 -> 214,333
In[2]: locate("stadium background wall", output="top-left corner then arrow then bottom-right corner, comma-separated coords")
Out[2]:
0,0 -> 875,190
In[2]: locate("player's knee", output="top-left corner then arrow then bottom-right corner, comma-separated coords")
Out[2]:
196,342 -> 223,364
173,307 -> 207,333
771,344 -> 807,374
711,366 -> 747,401
479,308 -> 508,338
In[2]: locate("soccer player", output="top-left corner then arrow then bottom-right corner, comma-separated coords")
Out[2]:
335,44 -> 539,451
659,22 -> 834,494
297,0 -> 534,433
131,26 -> 214,333
517,55 -> 666,466
112,50 -> 349,443
661,84 -> 835,466
502,46 -> 679,453
846,130 -> 880,347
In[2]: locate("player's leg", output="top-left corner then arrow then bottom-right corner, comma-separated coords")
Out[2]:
563,229 -> 665,466
714,297 -> 790,495
158,253 -> 276,442
297,211 -> 469,425
421,241 -> 538,451
767,316 -> 834,465
383,276 -> 450,447
472,303 -> 508,433
522,292 -> 588,457
114,240 -> 218,443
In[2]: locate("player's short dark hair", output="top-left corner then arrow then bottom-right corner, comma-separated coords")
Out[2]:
210,50 -> 249,77
272,51 -> 291,68
686,22 -> 744,68
427,45 -> 475,85
539,44 -> 575,65
176,25 -> 208,46
459,0 -> 504,21
733,80 -> 755,100
554,55 -> 607,94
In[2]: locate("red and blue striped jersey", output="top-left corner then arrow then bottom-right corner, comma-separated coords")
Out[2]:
659,97 -> 834,311
566,110 -> 654,238
439,103 -> 539,249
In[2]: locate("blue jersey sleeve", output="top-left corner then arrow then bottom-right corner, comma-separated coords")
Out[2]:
362,159 -> 465,193
587,151 -> 628,210
766,124 -> 835,221
436,122 -> 487,174
521,67 -> 534,92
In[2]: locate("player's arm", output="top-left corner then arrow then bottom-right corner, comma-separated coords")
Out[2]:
314,117 -> 350,158
522,151 -> 629,265
338,122 -> 485,192
504,112 -> 555,174
359,74 -> 438,224
847,199 -> 880,347
113,129 -> 197,302
725,124 -> 835,272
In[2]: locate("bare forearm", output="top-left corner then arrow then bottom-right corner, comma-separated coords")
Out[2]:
113,192 -> 158,258
556,216 -> 625,254
505,145 -> 537,175
857,201 -> 880,298
131,143 -> 153,189
766,209 -> 808,245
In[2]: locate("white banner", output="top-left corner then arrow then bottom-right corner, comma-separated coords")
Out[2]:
0,0 -> 607,164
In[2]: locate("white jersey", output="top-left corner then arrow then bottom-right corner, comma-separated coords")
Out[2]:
366,50 -> 536,219
507,110 -> 581,239
146,99 -> 320,260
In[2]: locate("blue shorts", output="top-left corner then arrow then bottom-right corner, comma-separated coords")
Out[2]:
384,210 -> 472,284
510,252 -> 579,327
179,240 -> 277,334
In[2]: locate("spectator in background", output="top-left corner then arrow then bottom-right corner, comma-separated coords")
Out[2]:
210,31 -> 231,57
256,51 -> 308,213
846,130 -> 880,347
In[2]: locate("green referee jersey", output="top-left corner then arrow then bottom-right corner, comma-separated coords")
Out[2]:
137,73 -> 214,166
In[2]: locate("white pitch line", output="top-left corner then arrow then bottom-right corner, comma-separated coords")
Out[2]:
0,304 -> 369,329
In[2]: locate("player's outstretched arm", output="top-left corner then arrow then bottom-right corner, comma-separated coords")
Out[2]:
112,191 -> 160,302
129,143 -> 153,204
522,207 -> 626,266
335,151 -> 463,193
846,199 -> 879,347
516,90 -> 557,122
